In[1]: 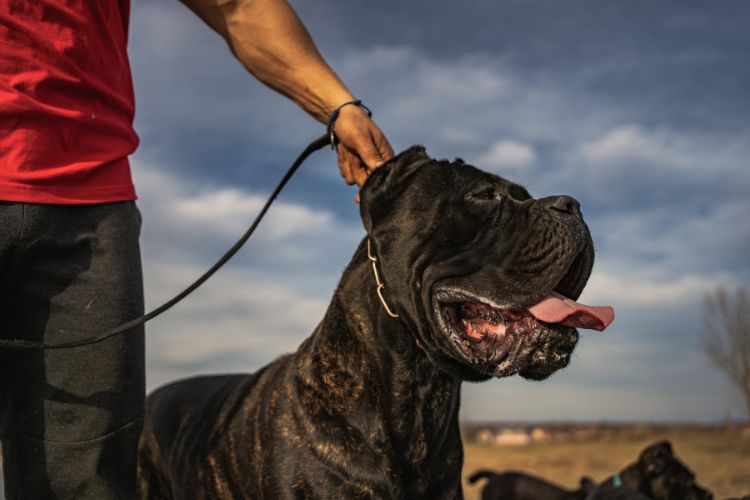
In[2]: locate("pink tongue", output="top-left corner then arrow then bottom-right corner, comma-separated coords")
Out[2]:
527,291 -> 614,331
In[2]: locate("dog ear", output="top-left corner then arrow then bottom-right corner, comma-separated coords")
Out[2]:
579,476 -> 597,493
640,440 -> 674,477
359,145 -> 431,235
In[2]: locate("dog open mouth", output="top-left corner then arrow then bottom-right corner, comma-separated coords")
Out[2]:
435,291 -> 614,367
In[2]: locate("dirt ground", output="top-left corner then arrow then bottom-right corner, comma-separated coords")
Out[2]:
462,430 -> 750,500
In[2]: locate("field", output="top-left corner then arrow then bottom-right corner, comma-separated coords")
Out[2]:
462,428 -> 750,500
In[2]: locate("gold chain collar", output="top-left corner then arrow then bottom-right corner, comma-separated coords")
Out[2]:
366,239 -> 400,318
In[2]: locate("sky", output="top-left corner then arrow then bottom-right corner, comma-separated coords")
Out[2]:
126,0 -> 750,423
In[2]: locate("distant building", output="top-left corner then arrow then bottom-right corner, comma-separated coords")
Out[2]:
476,428 -> 495,445
494,428 -> 531,446
530,427 -> 552,443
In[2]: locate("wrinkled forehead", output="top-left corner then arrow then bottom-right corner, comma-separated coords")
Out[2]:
360,147 -> 535,230
414,159 -> 533,200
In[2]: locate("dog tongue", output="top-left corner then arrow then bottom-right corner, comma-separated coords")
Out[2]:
527,292 -> 614,331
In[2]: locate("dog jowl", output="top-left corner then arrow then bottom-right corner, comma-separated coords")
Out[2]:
137,146 -> 614,499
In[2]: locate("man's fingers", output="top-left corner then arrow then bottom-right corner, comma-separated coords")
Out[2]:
355,135 -> 386,171
378,137 -> 395,164
355,130 -> 395,171
348,153 -> 369,187
344,133 -> 393,187
337,144 -> 355,185
337,145 -> 369,187
337,142 -> 376,187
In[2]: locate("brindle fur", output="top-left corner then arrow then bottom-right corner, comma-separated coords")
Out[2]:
138,146 -> 597,499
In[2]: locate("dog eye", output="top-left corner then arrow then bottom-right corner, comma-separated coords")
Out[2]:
470,187 -> 498,201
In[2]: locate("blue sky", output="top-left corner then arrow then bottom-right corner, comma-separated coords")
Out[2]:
127,0 -> 750,422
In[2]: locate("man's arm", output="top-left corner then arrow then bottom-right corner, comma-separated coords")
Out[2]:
179,0 -> 393,187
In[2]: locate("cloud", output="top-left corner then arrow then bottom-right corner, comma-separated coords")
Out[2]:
477,140 -> 535,172
171,188 -> 335,241
144,265 -> 327,362
580,271 -> 739,308
581,125 -> 677,165
131,161 -> 363,390
141,259 -> 331,390
578,125 -> 750,176
132,164 -> 363,268
589,195 -> 750,282
333,46 -> 517,152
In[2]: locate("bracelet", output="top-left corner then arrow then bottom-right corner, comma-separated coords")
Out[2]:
326,99 -> 373,148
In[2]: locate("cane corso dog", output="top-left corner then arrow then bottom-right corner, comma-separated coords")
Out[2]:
137,146 -> 614,499
584,441 -> 712,500
469,470 -> 590,500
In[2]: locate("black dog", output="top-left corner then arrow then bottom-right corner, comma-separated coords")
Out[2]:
137,146 -> 613,499
469,470 -> 590,499
583,441 -> 713,500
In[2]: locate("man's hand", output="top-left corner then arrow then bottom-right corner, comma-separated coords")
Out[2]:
333,104 -> 394,188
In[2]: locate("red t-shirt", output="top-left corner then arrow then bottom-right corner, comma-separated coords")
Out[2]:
0,0 -> 138,204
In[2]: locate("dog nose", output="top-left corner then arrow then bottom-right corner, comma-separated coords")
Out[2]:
544,195 -> 580,215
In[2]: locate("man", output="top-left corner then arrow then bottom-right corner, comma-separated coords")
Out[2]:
0,0 -> 393,498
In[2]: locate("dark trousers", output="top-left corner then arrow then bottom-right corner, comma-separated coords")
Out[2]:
0,201 -> 145,499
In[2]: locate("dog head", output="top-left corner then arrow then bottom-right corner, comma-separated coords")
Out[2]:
638,441 -> 712,500
360,146 -> 612,381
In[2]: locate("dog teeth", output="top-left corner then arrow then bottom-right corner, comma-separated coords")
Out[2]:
459,302 -> 510,325
444,301 -> 516,365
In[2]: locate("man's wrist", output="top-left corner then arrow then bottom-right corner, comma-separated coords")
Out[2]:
327,100 -> 372,132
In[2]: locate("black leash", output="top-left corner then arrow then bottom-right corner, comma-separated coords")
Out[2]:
1,133 -> 332,351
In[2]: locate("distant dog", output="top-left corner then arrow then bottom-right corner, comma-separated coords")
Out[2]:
469,440 -> 712,500
468,470 -> 589,499
583,440 -> 712,500
137,146 -> 614,498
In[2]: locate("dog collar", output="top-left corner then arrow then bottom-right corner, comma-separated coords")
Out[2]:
367,239 -> 400,318
612,473 -> 623,488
